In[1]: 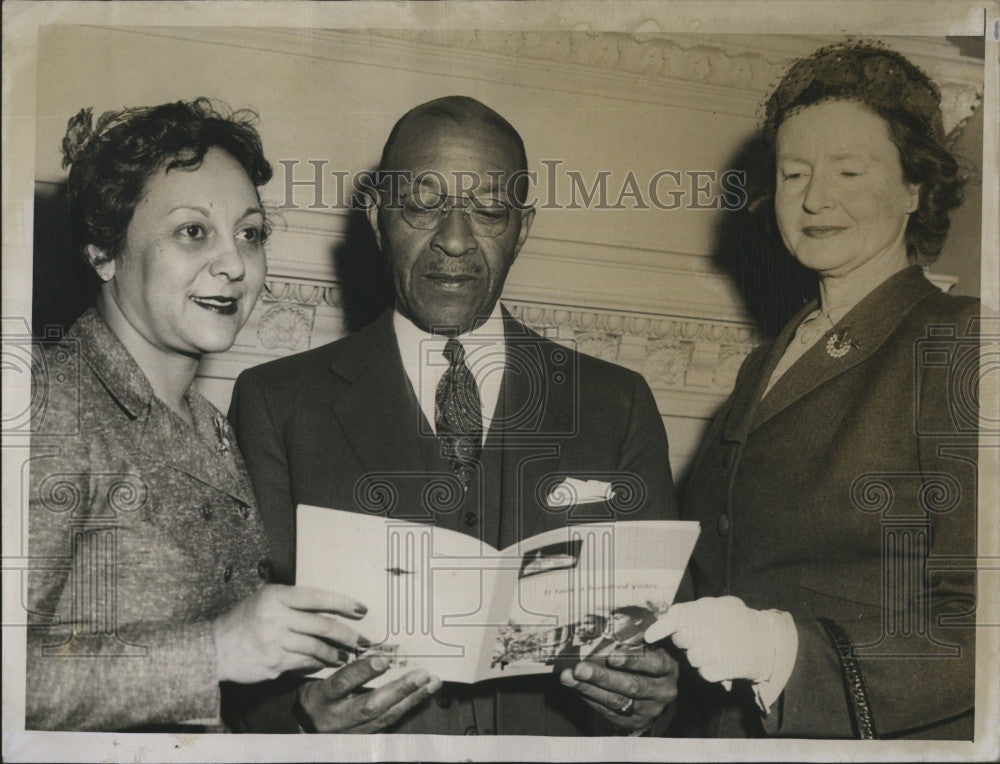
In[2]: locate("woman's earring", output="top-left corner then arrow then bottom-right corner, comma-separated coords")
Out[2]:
85,244 -> 115,282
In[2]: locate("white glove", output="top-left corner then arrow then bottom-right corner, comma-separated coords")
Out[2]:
644,596 -> 795,690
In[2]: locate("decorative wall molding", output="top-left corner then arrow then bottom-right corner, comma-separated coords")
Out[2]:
938,82 -> 983,144
371,29 -> 790,96
238,274 -> 761,400
117,27 -> 983,135
505,301 -> 758,395
262,278 -> 343,310
255,303 -> 315,351
365,30 -> 984,136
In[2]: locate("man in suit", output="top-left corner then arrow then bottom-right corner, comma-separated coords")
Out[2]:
553,614 -> 607,673
228,96 -> 680,735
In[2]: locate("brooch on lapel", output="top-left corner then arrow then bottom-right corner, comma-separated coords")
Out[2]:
213,412 -> 232,455
825,327 -> 860,359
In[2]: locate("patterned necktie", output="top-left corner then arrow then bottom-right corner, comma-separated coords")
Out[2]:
435,337 -> 483,490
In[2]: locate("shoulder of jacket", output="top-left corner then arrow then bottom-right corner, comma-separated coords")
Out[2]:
33,339 -> 118,436
235,338 -> 345,387
903,290 -> 980,337
238,314 -> 392,388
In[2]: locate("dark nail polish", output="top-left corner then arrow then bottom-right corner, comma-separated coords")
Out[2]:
354,603 -> 368,616
357,636 -> 372,650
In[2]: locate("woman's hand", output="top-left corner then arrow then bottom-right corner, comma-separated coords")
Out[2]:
212,584 -> 370,684
296,655 -> 442,733
644,596 -> 794,687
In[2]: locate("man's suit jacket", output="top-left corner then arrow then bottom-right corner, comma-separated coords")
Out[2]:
227,307 -> 677,735
680,266 -> 978,739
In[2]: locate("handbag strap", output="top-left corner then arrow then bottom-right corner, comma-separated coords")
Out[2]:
817,617 -> 879,739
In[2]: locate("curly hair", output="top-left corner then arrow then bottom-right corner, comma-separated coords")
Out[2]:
61,98 -> 272,262
750,41 -> 964,265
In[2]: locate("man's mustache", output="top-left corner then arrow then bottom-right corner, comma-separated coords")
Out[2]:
420,261 -> 484,278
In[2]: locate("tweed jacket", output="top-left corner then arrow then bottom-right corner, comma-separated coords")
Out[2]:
226,306 -> 678,735
26,310 -> 271,731
680,266 -> 978,739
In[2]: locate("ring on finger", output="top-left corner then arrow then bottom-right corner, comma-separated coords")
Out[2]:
618,696 -> 635,716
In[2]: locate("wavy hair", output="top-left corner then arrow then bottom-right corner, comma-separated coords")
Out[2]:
61,98 -> 272,262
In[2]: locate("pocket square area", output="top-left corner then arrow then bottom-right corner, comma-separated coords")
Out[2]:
546,477 -> 616,508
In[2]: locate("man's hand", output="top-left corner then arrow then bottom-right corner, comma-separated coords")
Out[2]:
297,655 -> 442,733
560,647 -> 678,733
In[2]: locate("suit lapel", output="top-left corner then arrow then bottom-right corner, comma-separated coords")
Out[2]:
73,309 -> 255,506
328,310 -> 428,478
137,395 -> 256,506
499,310 -> 573,441
751,266 -> 938,431
722,301 -> 813,444
498,310 -> 568,545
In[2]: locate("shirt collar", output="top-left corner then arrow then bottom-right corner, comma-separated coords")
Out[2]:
392,303 -> 506,358
393,303 -> 506,438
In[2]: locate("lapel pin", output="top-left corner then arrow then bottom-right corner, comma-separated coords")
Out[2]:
825,327 -> 860,359
213,412 -> 231,455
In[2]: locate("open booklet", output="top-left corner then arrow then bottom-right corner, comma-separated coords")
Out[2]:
297,505 -> 699,685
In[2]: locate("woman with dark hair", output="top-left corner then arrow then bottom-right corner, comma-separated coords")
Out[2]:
27,100 -> 438,731
646,42 -> 978,739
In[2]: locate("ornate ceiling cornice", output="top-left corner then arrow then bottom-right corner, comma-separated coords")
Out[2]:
368,30 -> 983,137
117,27 -> 983,139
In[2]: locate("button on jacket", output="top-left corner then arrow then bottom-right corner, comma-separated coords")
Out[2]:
26,309 -> 269,731
680,267 -> 978,739
227,306 -> 679,735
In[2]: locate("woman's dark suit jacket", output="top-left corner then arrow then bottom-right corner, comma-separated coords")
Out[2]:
681,266 -> 978,739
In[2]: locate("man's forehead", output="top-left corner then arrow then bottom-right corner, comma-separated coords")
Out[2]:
385,115 -> 522,175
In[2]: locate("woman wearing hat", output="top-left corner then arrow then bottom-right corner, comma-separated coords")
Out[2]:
646,42 -> 978,739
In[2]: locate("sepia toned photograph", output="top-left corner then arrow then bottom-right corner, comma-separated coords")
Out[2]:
2,1 -> 997,762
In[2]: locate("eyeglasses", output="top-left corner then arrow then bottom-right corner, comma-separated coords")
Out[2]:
393,189 -> 512,238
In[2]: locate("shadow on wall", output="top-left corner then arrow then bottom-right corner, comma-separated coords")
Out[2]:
329,187 -> 395,334
32,183 -> 100,339
674,135 -> 820,501
710,135 -> 818,343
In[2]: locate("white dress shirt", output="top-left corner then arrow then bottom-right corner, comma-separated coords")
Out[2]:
393,304 -> 506,445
